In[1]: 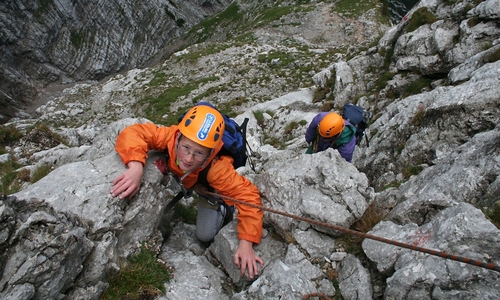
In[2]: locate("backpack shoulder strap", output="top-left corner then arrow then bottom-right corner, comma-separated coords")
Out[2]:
240,117 -> 257,172
197,158 -> 213,191
165,191 -> 185,212
198,165 -> 210,188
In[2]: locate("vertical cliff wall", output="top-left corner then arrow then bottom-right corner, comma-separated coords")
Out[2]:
0,0 -> 232,122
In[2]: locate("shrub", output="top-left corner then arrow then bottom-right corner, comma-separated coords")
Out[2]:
148,72 -> 168,87
313,70 -> 336,103
164,7 -> 175,20
484,201 -> 500,229
383,46 -> 394,69
333,0 -> 379,18
253,110 -> 265,126
284,121 -> 299,135
486,47 -> 500,63
374,71 -> 394,92
405,7 -> 437,33
312,86 -> 330,103
412,109 -> 425,127
403,77 -> 433,97
353,202 -> 387,235
337,202 -> 386,255
321,102 -> 334,111
467,17 -> 481,27
70,30 -> 85,48
0,125 -> 23,145
402,164 -> 424,179
28,123 -> 68,146
17,168 -> 31,182
176,18 -> 185,27
141,83 -> 198,125
173,201 -> 197,225
35,0 -> 54,17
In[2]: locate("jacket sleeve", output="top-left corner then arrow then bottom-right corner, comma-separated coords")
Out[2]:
336,136 -> 356,162
206,156 -> 263,244
305,114 -> 322,143
115,122 -> 174,165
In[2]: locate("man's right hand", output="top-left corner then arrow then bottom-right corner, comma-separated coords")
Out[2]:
111,161 -> 144,199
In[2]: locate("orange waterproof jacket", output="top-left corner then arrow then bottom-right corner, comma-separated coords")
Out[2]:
115,122 -> 263,244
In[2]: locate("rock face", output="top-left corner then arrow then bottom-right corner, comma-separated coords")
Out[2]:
1,0 -> 500,299
3,118 -> 174,299
0,0 -> 232,121
0,196 -> 94,300
364,203 -> 500,299
255,148 -> 372,236
352,0 -> 500,192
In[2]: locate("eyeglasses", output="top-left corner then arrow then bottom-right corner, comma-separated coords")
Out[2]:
178,144 -> 208,161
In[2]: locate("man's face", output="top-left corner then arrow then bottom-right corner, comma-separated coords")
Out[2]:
176,135 -> 211,172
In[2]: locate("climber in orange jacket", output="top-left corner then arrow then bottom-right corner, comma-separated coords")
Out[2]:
110,105 -> 264,278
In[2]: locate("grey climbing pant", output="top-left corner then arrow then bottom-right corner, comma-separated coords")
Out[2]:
195,196 -> 227,242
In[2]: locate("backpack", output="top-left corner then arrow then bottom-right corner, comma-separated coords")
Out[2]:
342,103 -> 371,146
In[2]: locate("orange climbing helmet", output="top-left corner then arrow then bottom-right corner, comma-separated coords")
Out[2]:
318,112 -> 345,138
178,105 -> 225,148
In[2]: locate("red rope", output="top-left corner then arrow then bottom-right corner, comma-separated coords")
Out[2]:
195,185 -> 500,273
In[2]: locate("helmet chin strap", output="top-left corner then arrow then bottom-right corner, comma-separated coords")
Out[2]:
175,132 -> 181,157
199,148 -> 214,169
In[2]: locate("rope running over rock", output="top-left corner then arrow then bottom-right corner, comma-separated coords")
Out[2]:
195,185 -> 500,273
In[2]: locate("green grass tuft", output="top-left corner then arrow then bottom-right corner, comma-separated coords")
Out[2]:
486,203 -> 500,229
0,160 -> 23,195
31,164 -> 53,183
101,247 -> 170,300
